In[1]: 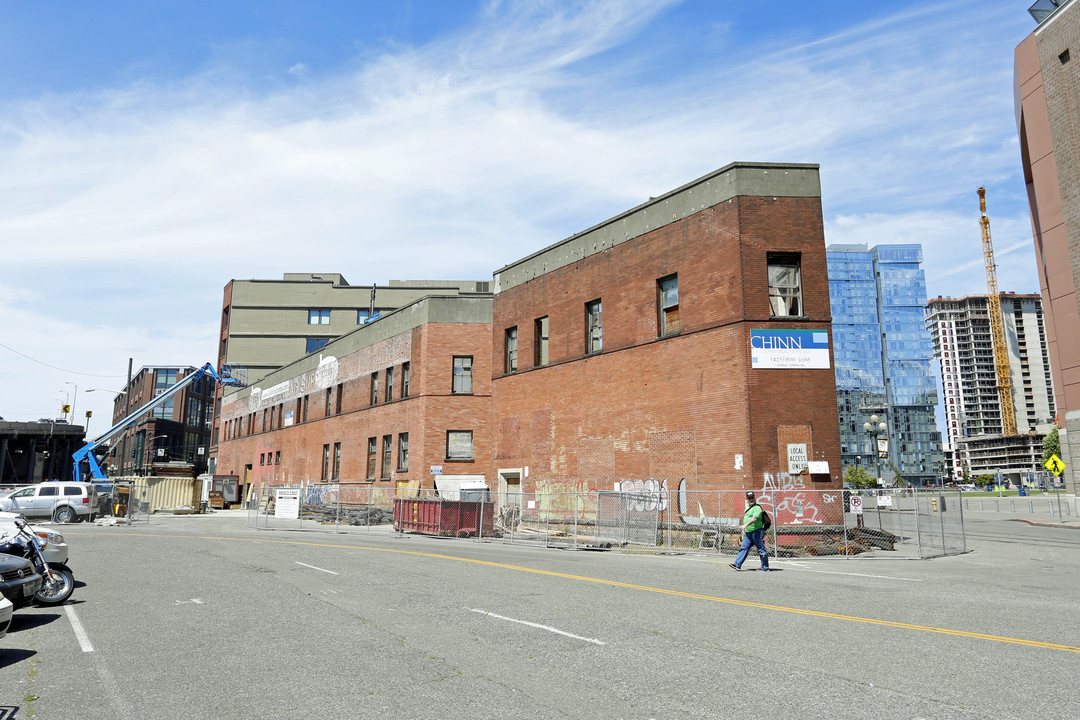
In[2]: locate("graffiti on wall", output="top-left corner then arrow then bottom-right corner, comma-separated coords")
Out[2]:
615,478 -> 669,512
758,471 -> 843,525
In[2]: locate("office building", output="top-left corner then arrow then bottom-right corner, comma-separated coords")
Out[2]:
827,244 -> 944,486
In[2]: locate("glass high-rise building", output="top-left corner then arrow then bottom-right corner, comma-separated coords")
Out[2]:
827,244 -> 944,485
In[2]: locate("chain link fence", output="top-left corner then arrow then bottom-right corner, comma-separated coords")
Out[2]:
246,483 -> 399,532
239,481 -> 967,559
479,486 -> 966,560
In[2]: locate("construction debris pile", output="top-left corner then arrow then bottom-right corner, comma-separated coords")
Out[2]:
300,502 -> 393,526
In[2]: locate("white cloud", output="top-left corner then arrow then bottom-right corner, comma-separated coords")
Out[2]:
0,0 -> 1043,423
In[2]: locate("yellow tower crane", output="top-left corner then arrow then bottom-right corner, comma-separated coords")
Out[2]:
977,186 -> 1017,436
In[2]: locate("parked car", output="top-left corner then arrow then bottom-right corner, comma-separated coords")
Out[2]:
0,512 -> 68,564
0,596 -> 12,639
0,482 -> 97,523
0,553 -> 42,608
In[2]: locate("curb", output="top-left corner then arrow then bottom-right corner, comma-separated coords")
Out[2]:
1010,518 -> 1080,530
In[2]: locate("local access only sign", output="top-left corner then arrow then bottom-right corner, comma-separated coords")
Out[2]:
751,330 -> 831,370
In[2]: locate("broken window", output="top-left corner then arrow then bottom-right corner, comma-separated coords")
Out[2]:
505,327 -> 518,374
658,274 -> 679,336
586,299 -> 602,354
767,253 -> 803,317
534,316 -> 549,367
452,356 -> 473,394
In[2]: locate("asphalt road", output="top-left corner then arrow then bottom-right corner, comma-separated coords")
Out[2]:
2,510 -> 1079,719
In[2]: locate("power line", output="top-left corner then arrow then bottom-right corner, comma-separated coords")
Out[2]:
0,341 -> 126,377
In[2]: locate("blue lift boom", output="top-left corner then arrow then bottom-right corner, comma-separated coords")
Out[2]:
71,363 -> 246,483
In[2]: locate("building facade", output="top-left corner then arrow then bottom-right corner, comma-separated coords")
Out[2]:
209,275 -> 490,473
105,366 -> 216,477
827,244 -> 944,486
1016,0 -> 1080,493
490,162 -> 843,508
926,293 -> 1056,481
214,295 -> 493,497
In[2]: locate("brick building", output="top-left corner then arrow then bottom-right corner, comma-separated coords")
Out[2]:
104,366 -> 216,477
1016,0 -> 1080,494
214,295 -> 493,496
489,162 -> 842,505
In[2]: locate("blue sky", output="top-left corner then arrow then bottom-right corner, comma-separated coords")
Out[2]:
0,0 -> 1042,428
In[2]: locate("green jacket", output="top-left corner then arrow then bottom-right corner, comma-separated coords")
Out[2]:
743,504 -> 764,532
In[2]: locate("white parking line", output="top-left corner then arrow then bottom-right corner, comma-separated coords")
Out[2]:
467,608 -> 605,645
295,561 -> 339,575
64,605 -> 94,653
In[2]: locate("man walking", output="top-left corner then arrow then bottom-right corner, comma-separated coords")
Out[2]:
730,491 -> 770,571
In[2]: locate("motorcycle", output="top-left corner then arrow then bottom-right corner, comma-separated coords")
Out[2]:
0,515 -> 75,606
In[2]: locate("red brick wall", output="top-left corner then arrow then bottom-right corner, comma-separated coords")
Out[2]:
215,322 -> 492,492
492,195 -> 841,494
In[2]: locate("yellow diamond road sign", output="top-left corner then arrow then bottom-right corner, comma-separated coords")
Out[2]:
1045,454 -> 1066,477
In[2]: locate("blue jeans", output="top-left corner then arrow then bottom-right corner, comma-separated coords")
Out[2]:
735,529 -> 769,569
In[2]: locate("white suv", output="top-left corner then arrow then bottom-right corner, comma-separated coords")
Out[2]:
0,482 -> 97,523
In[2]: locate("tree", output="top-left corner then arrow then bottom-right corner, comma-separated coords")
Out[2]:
844,465 -> 876,489
1042,426 -> 1061,466
975,474 -> 995,488
961,462 -> 971,484
888,461 -> 906,488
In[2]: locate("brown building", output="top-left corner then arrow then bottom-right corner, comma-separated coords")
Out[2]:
489,162 -> 842,502
1016,0 -> 1080,493
214,295 -> 493,496
215,162 -> 844,511
105,366 -> 216,477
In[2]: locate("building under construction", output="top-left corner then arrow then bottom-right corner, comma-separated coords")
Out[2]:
926,293 -> 1057,482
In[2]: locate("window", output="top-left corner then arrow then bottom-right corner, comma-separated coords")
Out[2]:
446,430 -> 473,460
370,372 -> 379,406
325,388 -> 332,416
262,409 -> 268,432
367,437 -> 377,479
452,356 -> 473,394
222,307 -> 230,330
322,444 -> 330,481
308,309 -> 331,325
586,299 -> 603,354
658,275 -> 679,336
402,362 -> 410,398
306,338 -> 329,353
260,453 -> 265,466
397,432 -> 409,472
534,316 -> 549,367
505,327 -> 518,373
333,442 -> 341,480
302,395 -> 309,422
381,435 -> 392,479
335,383 -> 343,414
275,451 -> 281,465
385,366 -> 394,401
767,252 -> 803,317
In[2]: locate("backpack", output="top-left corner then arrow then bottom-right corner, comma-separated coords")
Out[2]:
759,507 -> 772,532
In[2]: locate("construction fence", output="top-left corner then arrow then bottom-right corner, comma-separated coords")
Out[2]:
490,487 -> 967,560
245,482 -> 967,559
246,483 -> 397,532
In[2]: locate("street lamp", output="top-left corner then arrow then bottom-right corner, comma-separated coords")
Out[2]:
65,381 -> 78,423
863,414 -> 888,485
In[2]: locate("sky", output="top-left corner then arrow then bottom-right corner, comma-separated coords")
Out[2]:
0,0 -> 1044,431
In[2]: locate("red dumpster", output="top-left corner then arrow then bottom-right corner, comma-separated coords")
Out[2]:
393,497 -> 494,537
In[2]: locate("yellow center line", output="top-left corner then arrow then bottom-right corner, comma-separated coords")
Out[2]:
132,532 -> 1080,654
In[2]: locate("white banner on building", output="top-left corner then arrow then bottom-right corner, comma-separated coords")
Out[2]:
751,330 -> 831,369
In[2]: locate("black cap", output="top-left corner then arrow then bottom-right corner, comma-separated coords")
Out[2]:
746,491 -> 755,498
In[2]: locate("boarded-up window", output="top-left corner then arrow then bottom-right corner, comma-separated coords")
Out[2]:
447,430 -> 473,460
